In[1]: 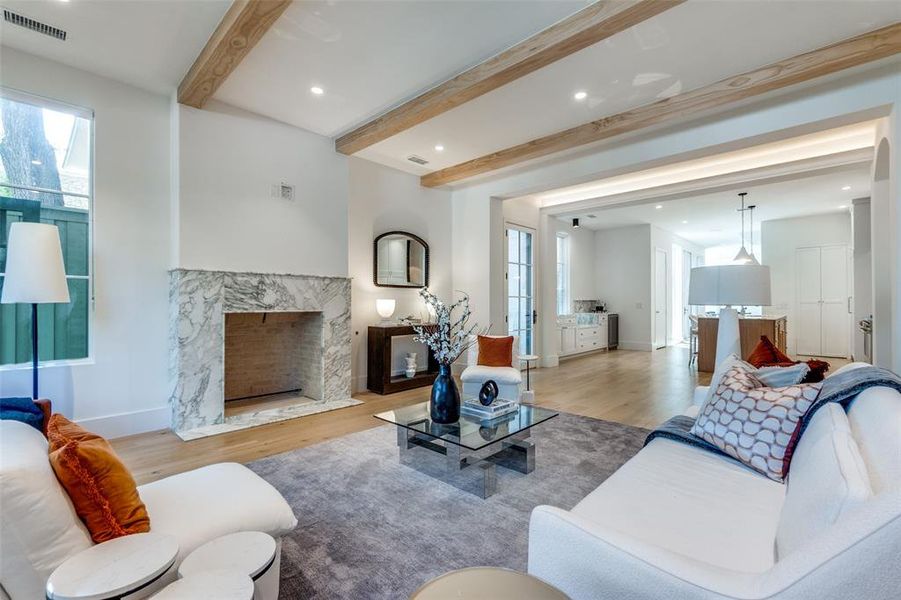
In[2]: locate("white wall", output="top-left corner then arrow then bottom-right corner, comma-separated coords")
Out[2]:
546,218 -> 596,308
177,102 -> 348,276
347,157 -> 452,391
650,227 -> 705,347
852,197 -> 872,361
760,212 -> 852,356
595,225 -> 653,350
0,49 -> 171,437
872,115 -> 898,371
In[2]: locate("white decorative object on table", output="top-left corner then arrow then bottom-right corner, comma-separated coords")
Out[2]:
151,569 -> 253,599
405,352 -> 417,378
178,531 -> 278,600
46,532 -> 178,600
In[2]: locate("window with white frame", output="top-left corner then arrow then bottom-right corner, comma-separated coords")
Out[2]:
0,91 -> 92,366
556,233 -> 571,316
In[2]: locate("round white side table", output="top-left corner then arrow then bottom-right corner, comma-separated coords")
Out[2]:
411,567 -> 569,600
151,570 -> 253,600
178,531 -> 277,600
46,532 -> 178,600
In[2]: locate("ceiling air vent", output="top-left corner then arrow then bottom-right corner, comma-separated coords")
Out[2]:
3,9 -> 67,41
406,155 -> 429,166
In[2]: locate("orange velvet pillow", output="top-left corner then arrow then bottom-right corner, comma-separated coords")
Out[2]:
477,335 -> 514,367
747,335 -> 794,366
47,415 -> 150,543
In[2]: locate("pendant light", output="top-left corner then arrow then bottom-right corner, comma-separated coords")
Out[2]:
733,192 -> 753,264
747,204 -> 760,265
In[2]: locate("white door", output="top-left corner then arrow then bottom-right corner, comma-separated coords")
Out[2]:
506,225 -> 535,356
820,245 -> 850,357
682,248 -> 692,341
796,245 -> 850,357
654,248 -> 668,349
796,247 -> 822,355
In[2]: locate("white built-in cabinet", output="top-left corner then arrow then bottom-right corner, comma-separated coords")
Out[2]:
558,315 -> 608,357
796,245 -> 851,358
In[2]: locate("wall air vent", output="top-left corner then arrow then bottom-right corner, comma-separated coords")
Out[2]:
3,9 -> 67,41
406,155 -> 429,166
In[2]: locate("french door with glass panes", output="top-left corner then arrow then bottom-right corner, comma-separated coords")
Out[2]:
506,225 -> 535,357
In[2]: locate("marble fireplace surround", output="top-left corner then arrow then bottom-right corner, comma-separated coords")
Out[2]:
169,269 -> 358,440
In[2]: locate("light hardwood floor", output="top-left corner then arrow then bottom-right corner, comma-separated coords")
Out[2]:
113,346 -> 714,484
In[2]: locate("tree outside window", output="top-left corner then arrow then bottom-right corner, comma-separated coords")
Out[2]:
0,93 -> 92,366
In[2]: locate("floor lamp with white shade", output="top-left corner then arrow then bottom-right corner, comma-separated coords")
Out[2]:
1,222 -> 71,399
688,264 -> 772,368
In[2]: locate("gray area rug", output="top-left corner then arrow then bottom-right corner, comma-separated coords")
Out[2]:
248,412 -> 649,600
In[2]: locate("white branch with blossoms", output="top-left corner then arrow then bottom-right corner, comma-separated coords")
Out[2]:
413,288 -> 486,365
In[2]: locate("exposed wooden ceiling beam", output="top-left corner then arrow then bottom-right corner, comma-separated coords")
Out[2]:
335,0 -> 685,156
178,0 -> 292,109
421,23 -> 901,188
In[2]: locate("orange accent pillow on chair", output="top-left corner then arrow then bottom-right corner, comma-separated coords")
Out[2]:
477,335 -> 514,367
47,414 -> 150,543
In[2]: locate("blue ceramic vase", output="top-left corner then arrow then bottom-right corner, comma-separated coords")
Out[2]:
430,363 -> 460,423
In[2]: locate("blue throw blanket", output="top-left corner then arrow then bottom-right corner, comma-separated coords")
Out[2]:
0,397 -> 44,432
645,366 -> 901,473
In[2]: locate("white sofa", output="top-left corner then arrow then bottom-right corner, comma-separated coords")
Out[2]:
528,365 -> 901,599
461,334 -> 523,401
0,420 -> 298,599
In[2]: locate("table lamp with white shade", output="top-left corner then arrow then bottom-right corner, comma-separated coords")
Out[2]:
688,264 -> 771,368
376,298 -> 396,323
1,222 -> 70,399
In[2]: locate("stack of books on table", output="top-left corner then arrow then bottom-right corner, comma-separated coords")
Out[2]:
461,397 -> 519,420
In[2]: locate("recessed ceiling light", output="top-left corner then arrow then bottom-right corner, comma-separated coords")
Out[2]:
841,185 -> 851,191
573,91 -> 588,101
838,204 -> 848,209
310,86 -> 324,95
31,159 -> 42,165
681,220 -> 688,224
655,205 -> 663,209
434,144 -> 444,152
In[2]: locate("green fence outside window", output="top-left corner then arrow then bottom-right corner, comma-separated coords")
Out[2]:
0,197 -> 90,365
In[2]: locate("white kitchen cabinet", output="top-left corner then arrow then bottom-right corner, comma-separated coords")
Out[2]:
559,326 -> 577,355
559,314 -> 609,357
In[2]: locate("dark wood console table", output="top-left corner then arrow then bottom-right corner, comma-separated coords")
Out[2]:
367,324 -> 439,395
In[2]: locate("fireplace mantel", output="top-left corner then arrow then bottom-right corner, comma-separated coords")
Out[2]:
169,269 -> 353,438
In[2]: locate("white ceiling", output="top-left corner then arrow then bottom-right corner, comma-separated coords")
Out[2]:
355,0 -> 898,175
1,0 -> 895,184
0,0 -> 231,94
213,0 -> 588,138
558,167 -> 872,247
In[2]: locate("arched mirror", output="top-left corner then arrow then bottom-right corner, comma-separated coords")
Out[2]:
374,231 -> 429,288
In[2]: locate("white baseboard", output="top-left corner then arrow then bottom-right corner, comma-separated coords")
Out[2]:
78,406 -> 169,440
540,354 -> 559,368
618,341 -> 655,352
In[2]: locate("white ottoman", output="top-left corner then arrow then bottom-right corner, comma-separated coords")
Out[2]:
152,570 -> 253,599
178,531 -> 279,600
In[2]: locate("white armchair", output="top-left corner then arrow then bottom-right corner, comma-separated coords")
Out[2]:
0,420 -> 297,599
460,334 -> 523,401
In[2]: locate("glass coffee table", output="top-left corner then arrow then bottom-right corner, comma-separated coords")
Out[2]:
375,401 -> 558,498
